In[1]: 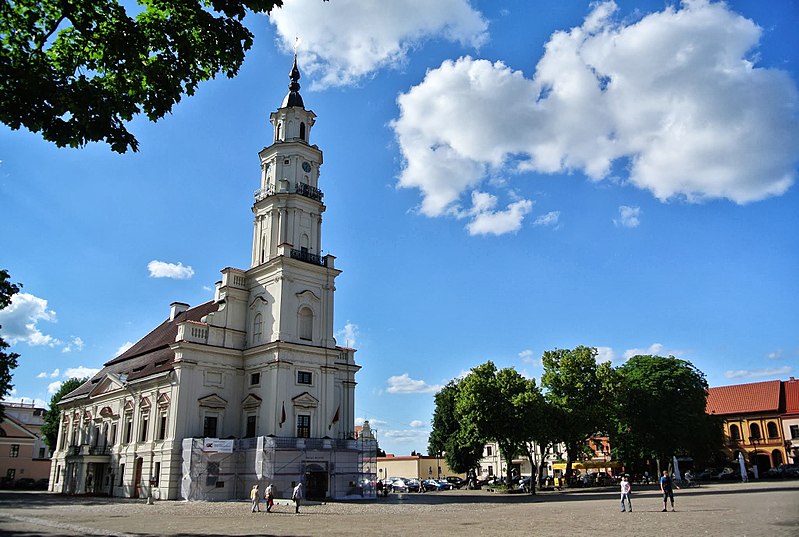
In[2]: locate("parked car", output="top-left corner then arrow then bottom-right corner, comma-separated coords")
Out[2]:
422,479 -> 445,491
405,478 -> 422,492
695,468 -> 718,481
766,464 -> 799,479
14,478 -> 36,489
388,478 -> 408,493
436,479 -> 454,490
445,476 -> 465,489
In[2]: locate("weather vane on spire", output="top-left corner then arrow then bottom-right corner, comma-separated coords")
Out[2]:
293,36 -> 301,57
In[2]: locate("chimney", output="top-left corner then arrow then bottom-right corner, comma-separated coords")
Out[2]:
170,302 -> 189,321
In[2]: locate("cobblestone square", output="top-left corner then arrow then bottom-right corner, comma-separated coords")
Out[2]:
1,480 -> 797,537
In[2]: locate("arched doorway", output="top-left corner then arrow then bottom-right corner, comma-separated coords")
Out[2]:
304,463 -> 328,500
772,450 -> 783,466
133,457 -> 144,498
750,452 -> 771,475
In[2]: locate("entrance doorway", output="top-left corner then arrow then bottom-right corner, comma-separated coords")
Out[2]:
305,463 -> 328,500
133,458 -> 143,498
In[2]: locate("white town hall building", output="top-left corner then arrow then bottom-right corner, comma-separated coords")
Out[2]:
48,58 -> 375,501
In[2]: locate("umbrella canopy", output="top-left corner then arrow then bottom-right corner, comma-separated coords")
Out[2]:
738,452 -> 748,482
672,456 -> 682,481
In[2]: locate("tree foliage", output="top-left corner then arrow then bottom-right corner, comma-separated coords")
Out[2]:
0,269 -> 21,423
611,355 -> 721,469
429,380 -> 484,474
541,346 -> 615,484
41,377 -> 87,450
0,0 -> 289,153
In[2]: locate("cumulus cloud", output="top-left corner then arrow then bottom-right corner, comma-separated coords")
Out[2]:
47,381 -> 63,395
115,341 -> 135,358
392,1 -> 799,228
615,206 -> 641,228
335,322 -> 359,348
269,0 -> 488,89
464,192 -> 533,236
410,420 -> 425,428
147,260 -> 194,280
64,366 -> 100,379
37,368 -> 60,379
62,336 -> 85,353
386,373 -> 442,394
724,366 -> 792,379
595,346 -> 616,363
0,292 -> 59,346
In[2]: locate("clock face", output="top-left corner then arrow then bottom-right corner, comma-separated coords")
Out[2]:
302,162 -> 311,173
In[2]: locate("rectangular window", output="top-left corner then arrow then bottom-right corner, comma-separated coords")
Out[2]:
246,415 -> 257,438
158,413 -> 167,441
55,465 -> 61,484
10,444 -> 19,458
203,416 -> 218,438
124,416 -> 133,444
38,447 -> 46,459
110,423 -> 118,445
487,466 -> 493,476
486,446 -> 492,456
153,462 -> 161,487
6,469 -> 15,480
297,371 -> 312,385
297,414 -> 311,438
140,415 -> 149,442
791,425 -> 799,439
250,372 -> 261,386
119,464 -> 125,486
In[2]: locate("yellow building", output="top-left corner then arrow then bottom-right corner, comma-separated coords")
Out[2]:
707,380 -> 787,474
377,454 -> 463,482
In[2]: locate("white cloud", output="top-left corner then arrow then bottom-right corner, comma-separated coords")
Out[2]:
335,322 -> 359,348
386,373 -> 442,394
115,341 -> 134,357
518,349 -> 534,362
623,343 -> 665,361
355,417 -> 388,427
37,368 -> 60,379
595,346 -> 616,363
464,193 -> 533,236
47,381 -> 63,395
766,350 -> 782,360
62,336 -> 85,353
615,205 -> 641,228
534,211 -> 561,227
392,1 -> 799,225
410,420 -> 425,428
63,366 -> 100,379
147,260 -> 194,280
724,366 -> 792,379
0,292 -> 60,346
3,395 -> 47,407
381,427 -> 429,448
269,0 -> 488,89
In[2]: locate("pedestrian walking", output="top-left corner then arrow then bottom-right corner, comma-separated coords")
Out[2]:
291,482 -> 303,514
660,470 -> 679,512
620,475 -> 632,512
264,483 -> 274,512
250,484 -> 261,513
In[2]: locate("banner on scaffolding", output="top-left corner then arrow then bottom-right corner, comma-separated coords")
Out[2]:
202,438 -> 235,453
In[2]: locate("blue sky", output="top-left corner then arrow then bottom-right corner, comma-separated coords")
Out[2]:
1,0 -> 798,456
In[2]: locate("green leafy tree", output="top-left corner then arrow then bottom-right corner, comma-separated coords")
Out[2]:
0,269 -> 21,423
0,0 -> 303,153
456,362 -> 539,488
611,355 -> 720,471
541,346 -> 615,486
429,380 -> 483,474
41,377 -> 87,450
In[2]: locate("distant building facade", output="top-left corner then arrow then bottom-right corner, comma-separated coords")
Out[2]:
0,401 -> 52,484
780,378 -> 799,464
48,57 -> 373,500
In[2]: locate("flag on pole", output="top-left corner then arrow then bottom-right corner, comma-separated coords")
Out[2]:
329,405 -> 340,430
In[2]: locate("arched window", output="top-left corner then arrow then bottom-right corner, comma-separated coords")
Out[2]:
300,122 -> 306,141
253,313 -> 263,343
276,123 -> 281,141
750,423 -> 761,440
300,233 -> 309,251
299,307 -> 313,341
729,424 -> 740,441
767,421 -> 779,438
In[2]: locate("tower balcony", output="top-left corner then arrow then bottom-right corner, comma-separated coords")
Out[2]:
295,182 -> 323,202
290,248 -> 327,267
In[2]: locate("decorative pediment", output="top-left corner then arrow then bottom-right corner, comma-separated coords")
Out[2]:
88,374 -> 126,398
249,295 -> 268,308
295,289 -> 320,302
241,393 -> 262,410
157,393 -> 171,407
123,399 -> 135,413
99,406 -> 116,418
83,410 -> 92,421
291,391 -> 319,409
198,393 -> 228,409
139,396 -> 151,409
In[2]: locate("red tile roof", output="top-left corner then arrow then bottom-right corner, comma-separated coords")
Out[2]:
706,380 -> 782,415
784,380 -> 799,416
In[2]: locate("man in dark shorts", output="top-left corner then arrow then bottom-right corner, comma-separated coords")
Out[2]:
660,470 -> 679,511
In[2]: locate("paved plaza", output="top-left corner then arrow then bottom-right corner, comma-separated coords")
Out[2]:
1,480 -> 797,536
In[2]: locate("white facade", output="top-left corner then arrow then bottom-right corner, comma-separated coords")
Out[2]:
48,58 -> 372,501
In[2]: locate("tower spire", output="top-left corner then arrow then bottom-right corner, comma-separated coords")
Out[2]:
281,47 -> 304,109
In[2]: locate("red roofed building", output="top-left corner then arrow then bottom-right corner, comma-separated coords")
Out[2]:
781,378 -> 799,464
707,380 -> 787,474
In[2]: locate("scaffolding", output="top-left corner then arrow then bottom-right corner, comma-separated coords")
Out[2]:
181,435 -> 377,501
